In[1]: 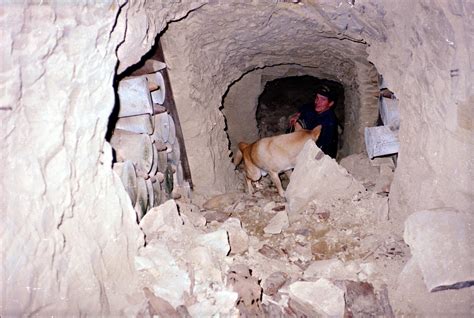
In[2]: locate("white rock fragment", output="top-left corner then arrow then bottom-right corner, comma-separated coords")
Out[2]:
203,192 -> 244,210
187,246 -> 224,286
264,211 -> 289,234
196,229 -> 230,256
289,278 -> 345,317
136,242 -> 191,308
177,201 -> 207,228
263,201 -> 276,212
303,258 -> 357,281
286,141 -> 365,221
219,218 -> 249,255
139,200 -> 184,238
188,290 -> 239,317
404,208 -> 474,292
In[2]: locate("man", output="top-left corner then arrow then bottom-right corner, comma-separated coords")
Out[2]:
288,85 -> 338,158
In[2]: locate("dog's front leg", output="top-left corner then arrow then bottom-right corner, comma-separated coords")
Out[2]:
268,171 -> 285,197
245,177 -> 255,194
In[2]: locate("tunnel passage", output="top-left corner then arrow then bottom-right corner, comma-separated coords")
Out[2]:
221,64 -> 380,165
255,75 -> 345,153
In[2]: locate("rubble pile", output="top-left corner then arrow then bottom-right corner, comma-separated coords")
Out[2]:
135,147 -> 472,316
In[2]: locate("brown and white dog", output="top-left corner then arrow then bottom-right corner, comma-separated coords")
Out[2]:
234,125 -> 322,197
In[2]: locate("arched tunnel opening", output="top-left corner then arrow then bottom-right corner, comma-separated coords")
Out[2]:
3,1 -> 472,317
254,75 -> 345,149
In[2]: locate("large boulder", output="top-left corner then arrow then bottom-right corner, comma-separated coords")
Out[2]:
285,141 -> 365,221
403,208 -> 474,292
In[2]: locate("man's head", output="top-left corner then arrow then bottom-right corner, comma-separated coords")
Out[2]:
314,85 -> 335,113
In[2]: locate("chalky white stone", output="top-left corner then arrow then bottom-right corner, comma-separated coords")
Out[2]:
404,209 -> 474,292
289,279 -> 345,317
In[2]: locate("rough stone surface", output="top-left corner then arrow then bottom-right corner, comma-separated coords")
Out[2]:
403,208 -> 474,292
262,271 -> 289,296
136,242 -> 191,308
366,1 -> 473,225
227,264 -> 264,316
393,258 -> 474,316
304,259 -> 358,282
286,141 -> 365,219
263,211 -> 290,234
1,1 -> 205,315
219,218 -> 249,255
340,152 -> 381,186
289,279 -> 346,317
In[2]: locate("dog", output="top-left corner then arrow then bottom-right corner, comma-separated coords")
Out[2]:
234,125 -> 322,197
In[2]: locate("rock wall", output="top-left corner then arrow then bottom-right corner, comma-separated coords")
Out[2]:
222,70 -> 262,156
366,0 -> 473,223
0,1 -> 203,315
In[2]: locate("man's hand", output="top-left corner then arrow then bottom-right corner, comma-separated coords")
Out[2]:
288,112 -> 301,127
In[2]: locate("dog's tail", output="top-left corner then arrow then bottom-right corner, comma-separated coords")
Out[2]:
233,142 -> 249,167
311,125 -> 322,140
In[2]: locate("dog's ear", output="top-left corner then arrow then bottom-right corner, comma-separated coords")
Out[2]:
311,125 -> 322,139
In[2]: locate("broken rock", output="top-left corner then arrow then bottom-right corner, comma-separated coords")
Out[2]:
227,264 -> 264,317
177,201 -> 207,228
339,152 -> 380,185
135,242 -> 191,308
219,218 -> 249,255
338,280 -> 386,317
203,192 -> 244,210
289,278 -> 345,317
263,211 -> 289,234
303,258 -> 358,281
139,199 -> 185,241
285,141 -> 365,221
195,229 -> 230,256
262,271 -> 289,296
404,208 -> 474,292
202,210 -> 232,223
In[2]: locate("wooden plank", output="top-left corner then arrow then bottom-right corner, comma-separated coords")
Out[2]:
153,42 -> 193,189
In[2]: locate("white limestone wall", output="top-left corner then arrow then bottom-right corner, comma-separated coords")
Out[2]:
222,70 -> 262,155
0,1 -> 204,316
366,0 -> 473,225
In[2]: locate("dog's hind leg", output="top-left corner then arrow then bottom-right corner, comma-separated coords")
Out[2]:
234,142 -> 249,167
268,171 -> 285,197
233,149 -> 243,167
